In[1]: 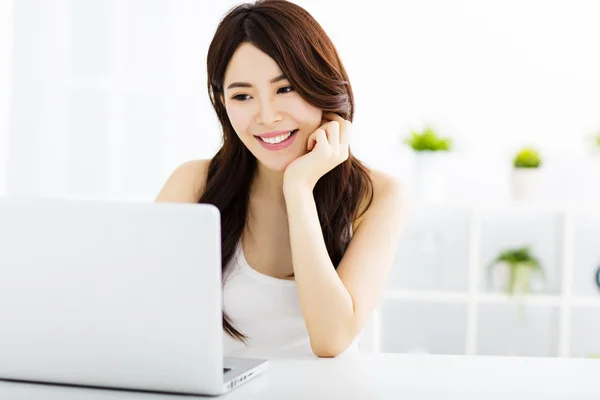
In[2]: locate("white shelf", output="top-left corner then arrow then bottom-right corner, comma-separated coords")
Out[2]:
384,290 -> 563,306
374,205 -> 600,359
571,296 -> 600,307
477,293 -> 562,306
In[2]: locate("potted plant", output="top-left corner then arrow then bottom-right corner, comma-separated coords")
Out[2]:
488,246 -> 547,356
488,246 -> 546,295
403,126 -> 452,204
511,147 -> 542,202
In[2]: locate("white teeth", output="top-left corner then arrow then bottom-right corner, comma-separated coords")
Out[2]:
261,130 -> 295,144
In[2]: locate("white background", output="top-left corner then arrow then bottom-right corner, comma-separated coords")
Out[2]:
2,0 -> 600,201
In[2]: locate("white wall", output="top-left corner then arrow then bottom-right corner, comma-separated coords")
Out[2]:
6,0 -> 600,202
303,0 -> 600,204
0,0 -> 13,196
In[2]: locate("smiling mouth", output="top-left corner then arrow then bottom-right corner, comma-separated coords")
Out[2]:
255,129 -> 299,144
254,129 -> 299,150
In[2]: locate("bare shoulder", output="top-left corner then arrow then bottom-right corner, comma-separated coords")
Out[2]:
155,159 -> 211,203
353,168 -> 407,232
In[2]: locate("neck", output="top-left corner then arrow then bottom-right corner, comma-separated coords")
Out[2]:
250,162 -> 286,205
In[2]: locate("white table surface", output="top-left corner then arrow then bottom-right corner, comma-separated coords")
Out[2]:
1,352 -> 599,399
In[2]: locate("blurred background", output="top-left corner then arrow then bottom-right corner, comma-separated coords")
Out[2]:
0,0 -> 599,359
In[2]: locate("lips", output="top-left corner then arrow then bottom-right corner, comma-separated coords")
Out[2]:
255,130 -> 295,139
255,129 -> 299,151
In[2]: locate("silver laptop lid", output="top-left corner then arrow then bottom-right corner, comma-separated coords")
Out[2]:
0,198 -> 224,395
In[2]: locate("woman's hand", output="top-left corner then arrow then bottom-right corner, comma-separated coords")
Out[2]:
283,112 -> 352,192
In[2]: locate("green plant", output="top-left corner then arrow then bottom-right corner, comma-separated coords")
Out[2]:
488,246 -> 545,295
513,147 -> 541,168
403,127 -> 452,152
595,132 -> 600,148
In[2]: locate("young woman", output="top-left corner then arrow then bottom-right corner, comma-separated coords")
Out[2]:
156,0 -> 407,358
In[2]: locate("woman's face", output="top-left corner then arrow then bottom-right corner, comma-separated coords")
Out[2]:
222,43 -> 323,172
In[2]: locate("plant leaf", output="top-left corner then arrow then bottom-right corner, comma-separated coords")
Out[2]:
404,127 -> 453,152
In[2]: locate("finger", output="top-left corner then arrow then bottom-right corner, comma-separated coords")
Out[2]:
323,113 -> 351,146
307,131 -> 317,151
319,120 -> 331,130
309,121 -> 331,150
326,121 -> 340,150
313,128 -> 328,152
307,128 -> 326,151
340,120 -> 352,147
323,112 -> 345,124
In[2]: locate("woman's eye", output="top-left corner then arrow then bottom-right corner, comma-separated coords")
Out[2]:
278,86 -> 294,94
232,94 -> 250,101
231,86 -> 293,102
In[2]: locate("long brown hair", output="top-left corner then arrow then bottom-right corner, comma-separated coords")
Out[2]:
202,0 -> 373,343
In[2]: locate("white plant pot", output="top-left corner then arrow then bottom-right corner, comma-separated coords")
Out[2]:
511,168 -> 541,202
490,262 -> 545,294
413,151 -> 448,205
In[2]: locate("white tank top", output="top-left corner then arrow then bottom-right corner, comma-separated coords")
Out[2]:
222,236 -> 361,359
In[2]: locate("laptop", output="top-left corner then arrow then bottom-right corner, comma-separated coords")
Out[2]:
0,197 -> 267,396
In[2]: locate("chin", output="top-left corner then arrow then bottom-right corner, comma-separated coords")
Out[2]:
257,157 -> 295,173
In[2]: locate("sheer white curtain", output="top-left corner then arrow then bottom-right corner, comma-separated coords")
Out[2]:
0,0 -> 13,196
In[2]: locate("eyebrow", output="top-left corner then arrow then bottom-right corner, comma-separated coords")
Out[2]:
226,73 -> 287,90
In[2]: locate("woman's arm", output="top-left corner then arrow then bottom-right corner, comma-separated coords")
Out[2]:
284,172 -> 407,357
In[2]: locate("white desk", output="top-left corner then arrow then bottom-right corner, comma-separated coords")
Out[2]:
1,352 -> 599,399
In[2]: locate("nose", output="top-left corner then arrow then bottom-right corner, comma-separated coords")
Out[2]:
256,97 -> 282,125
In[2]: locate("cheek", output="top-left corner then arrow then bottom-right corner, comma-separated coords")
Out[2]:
288,98 -> 322,128
225,105 -> 252,138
